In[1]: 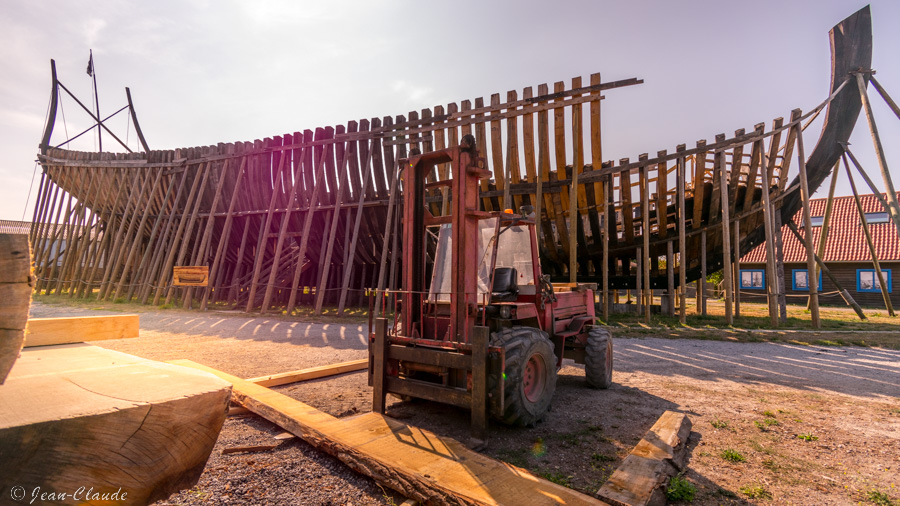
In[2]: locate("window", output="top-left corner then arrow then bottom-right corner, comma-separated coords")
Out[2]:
857,269 -> 892,293
861,212 -> 890,225
810,216 -> 824,227
792,269 -> 823,291
740,269 -> 765,289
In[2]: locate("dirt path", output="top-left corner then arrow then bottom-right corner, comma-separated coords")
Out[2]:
29,301 -> 900,505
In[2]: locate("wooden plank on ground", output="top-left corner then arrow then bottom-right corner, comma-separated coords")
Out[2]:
25,315 -> 140,347
597,410 -> 692,506
172,359 -> 608,506
1,344 -> 231,505
246,358 -> 368,388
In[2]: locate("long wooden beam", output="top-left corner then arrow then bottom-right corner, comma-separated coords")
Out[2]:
245,359 -> 368,388
172,359 -> 605,506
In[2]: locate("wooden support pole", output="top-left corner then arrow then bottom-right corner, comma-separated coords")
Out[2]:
718,149 -> 733,326
843,153 -> 895,316
793,123 -> 820,328
32,182 -> 60,287
227,221 -> 252,305
43,169 -> 80,294
635,248 -> 642,316
183,157 -> 231,309
139,167 -> 190,304
113,168 -> 165,301
34,177 -> 66,290
318,139 -> 375,315
699,230 -> 707,316
155,161 -> 209,306
63,168 -> 101,296
811,163 -> 839,310
370,158 -> 400,317
857,73 -> 900,241
260,143 -> 310,314
758,142 -> 779,327
83,169 -> 125,298
773,212 -> 788,323
676,147 -> 687,323
666,240 -> 675,316
786,221 -> 867,321
163,161 -> 212,307
51,166 -> 88,294
202,154 -> 247,310
733,219 -> 741,318
97,170 -> 145,300
601,174 -> 610,322
640,159 -> 651,323
870,75 -> 900,122
286,129 -> 331,315
126,165 -> 179,301
246,147 -> 290,312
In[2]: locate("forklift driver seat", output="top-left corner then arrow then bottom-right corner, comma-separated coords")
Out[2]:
491,267 -> 519,302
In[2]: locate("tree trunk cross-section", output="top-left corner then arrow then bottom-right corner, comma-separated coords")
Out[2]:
0,344 -> 232,504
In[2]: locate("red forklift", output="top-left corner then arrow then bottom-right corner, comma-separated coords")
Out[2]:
370,135 -> 612,447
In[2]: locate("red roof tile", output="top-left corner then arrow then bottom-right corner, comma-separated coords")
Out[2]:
741,192 -> 900,263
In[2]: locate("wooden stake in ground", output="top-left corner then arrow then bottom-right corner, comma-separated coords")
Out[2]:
793,122 -> 820,328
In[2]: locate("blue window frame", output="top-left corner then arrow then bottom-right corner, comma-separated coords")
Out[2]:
857,269 -> 892,293
739,269 -> 765,290
792,269 -> 823,291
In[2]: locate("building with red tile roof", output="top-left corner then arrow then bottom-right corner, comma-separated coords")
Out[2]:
739,192 -> 899,308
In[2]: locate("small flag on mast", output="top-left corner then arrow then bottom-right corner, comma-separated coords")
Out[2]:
86,50 -> 93,77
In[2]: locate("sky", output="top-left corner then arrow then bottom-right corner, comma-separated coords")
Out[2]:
1,0 -> 898,221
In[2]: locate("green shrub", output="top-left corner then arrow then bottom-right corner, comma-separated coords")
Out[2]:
666,475 -> 697,502
720,448 -> 745,463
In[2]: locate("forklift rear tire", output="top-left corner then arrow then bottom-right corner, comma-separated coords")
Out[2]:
491,327 -> 558,427
585,327 -> 613,389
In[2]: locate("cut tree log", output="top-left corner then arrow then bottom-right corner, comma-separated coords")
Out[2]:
24,314 -> 140,347
0,344 -> 232,504
596,410 -> 692,506
172,359 -> 608,506
0,234 -> 32,384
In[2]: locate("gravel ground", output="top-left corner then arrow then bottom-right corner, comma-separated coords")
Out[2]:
28,300 -> 900,505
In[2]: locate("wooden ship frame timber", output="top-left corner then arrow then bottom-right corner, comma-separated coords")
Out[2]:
30,8 -> 873,323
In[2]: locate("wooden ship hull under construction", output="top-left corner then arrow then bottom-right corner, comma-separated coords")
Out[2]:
30,7 -> 872,314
